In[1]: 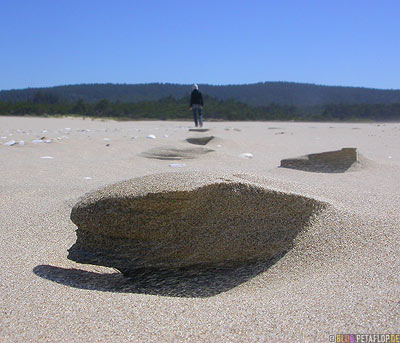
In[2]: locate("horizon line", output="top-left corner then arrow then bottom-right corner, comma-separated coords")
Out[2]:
1,81 -> 399,92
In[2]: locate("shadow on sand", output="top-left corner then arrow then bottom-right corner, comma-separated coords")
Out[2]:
33,256 -> 281,298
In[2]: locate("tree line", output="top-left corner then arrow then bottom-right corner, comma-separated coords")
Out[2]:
0,92 -> 400,121
2,82 -> 400,106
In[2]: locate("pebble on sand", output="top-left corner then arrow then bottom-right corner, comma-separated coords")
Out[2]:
40,156 -> 54,159
169,163 -> 186,167
146,134 -> 156,139
240,153 -> 254,159
5,140 -> 17,146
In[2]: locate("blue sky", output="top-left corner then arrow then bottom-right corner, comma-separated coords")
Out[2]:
1,0 -> 399,90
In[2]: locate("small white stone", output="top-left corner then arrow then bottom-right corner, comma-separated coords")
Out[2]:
5,140 -> 16,146
239,153 -> 254,159
40,156 -> 54,159
104,138 -> 110,141
146,134 -> 156,139
44,139 -> 52,143
169,163 -> 186,168
32,139 -> 43,143
83,177 -> 92,180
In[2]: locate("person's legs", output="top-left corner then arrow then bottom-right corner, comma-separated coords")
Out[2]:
192,107 -> 198,127
199,108 -> 203,127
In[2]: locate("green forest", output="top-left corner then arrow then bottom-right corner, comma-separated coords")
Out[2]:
1,91 -> 400,121
2,82 -> 400,106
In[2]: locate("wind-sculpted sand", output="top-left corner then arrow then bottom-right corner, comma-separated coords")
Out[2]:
139,146 -> 214,160
280,147 -> 360,173
1,116 -> 399,342
68,172 -> 326,274
186,135 -> 215,145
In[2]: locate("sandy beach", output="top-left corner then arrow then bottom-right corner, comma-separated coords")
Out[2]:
1,116 -> 399,342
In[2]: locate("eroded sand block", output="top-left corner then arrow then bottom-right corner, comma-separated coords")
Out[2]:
280,148 -> 358,173
140,146 -> 214,160
186,136 -> 214,146
68,172 -> 326,275
189,128 -> 210,132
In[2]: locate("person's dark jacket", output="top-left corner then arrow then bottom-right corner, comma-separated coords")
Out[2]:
190,89 -> 203,107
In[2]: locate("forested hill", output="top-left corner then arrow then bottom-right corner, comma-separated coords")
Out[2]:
1,82 -> 400,106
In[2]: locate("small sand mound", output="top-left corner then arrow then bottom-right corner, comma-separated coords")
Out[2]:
280,147 -> 359,173
189,128 -> 210,132
68,172 -> 327,276
140,146 -> 214,160
186,136 -> 214,145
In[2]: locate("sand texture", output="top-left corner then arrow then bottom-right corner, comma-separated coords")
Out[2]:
1,117 -> 399,342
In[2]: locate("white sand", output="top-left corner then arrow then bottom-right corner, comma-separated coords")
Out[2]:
0,116 -> 399,342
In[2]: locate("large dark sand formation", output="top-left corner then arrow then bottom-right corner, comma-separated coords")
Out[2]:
280,147 -> 358,173
68,172 -> 326,276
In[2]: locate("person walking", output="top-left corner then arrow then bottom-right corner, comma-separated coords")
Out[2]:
190,84 -> 204,128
